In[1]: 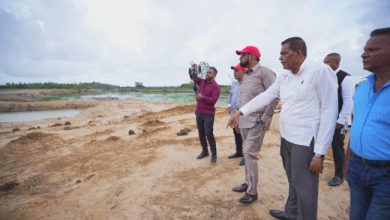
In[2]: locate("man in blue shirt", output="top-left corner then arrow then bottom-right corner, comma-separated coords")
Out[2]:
227,64 -> 246,166
344,27 -> 390,220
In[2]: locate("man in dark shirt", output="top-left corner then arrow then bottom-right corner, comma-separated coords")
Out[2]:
191,67 -> 221,163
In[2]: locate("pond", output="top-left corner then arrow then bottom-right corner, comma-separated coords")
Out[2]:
0,109 -> 81,123
59,92 -> 228,106
0,92 -> 228,123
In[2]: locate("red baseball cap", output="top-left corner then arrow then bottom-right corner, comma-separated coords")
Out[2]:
236,46 -> 261,58
231,64 -> 248,72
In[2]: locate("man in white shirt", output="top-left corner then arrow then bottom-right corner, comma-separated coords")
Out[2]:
228,37 -> 338,219
323,53 -> 355,187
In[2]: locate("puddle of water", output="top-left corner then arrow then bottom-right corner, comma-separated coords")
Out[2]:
0,109 -> 80,123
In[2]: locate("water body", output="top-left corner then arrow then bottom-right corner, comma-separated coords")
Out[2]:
60,92 -> 228,106
0,92 -> 227,123
0,109 -> 80,123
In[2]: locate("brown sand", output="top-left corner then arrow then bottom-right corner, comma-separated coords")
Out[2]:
0,94 -> 349,219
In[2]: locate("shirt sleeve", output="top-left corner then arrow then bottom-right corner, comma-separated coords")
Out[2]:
240,75 -> 281,117
195,77 -> 203,86
314,68 -> 339,155
203,85 -> 221,105
227,83 -> 233,107
337,76 -> 355,125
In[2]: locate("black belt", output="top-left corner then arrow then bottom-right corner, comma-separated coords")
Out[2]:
353,152 -> 390,168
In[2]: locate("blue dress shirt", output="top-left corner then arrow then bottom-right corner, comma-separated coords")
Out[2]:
227,81 -> 240,115
350,74 -> 390,160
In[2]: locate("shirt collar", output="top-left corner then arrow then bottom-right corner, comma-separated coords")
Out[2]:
247,63 -> 260,74
206,79 -> 216,84
367,74 -> 390,88
334,68 -> 340,74
294,59 -> 307,76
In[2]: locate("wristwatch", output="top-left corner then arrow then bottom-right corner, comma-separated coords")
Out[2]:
314,153 -> 325,159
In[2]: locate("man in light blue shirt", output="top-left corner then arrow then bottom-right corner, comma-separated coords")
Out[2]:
344,27 -> 390,220
227,64 -> 246,166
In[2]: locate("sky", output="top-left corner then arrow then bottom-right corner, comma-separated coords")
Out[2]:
0,0 -> 389,87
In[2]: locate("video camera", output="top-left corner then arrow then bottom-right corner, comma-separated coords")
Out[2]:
188,63 -> 201,94
188,63 -> 201,81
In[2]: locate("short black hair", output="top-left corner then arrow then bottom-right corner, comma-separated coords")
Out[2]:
281,37 -> 307,57
371,27 -> 390,37
209,66 -> 218,74
326,53 -> 341,62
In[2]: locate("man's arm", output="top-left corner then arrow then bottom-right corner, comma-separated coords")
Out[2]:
228,76 -> 280,128
309,67 -> 338,175
202,85 -> 221,105
337,76 -> 355,126
343,141 -> 352,181
313,68 -> 338,155
240,76 -> 280,117
260,98 -> 278,130
195,76 -> 203,86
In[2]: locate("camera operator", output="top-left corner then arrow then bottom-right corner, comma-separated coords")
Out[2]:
189,66 -> 221,163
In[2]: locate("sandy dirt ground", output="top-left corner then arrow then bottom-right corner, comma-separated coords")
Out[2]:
0,92 -> 350,220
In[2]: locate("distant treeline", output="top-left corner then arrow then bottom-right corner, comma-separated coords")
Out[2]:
0,82 -> 230,94
0,82 -> 119,90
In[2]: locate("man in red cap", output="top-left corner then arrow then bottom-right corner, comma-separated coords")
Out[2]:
231,46 -> 278,204
227,64 -> 247,166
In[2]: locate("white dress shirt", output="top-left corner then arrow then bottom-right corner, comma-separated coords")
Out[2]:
334,68 -> 355,126
240,60 -> 338,155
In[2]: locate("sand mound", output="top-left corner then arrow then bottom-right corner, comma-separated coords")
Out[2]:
0,95 -> 350,219
8,132 -> 54,145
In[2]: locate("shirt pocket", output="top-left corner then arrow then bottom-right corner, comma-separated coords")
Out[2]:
296,81 -> 315,101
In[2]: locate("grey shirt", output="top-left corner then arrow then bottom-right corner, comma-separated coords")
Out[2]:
239,63 -> 277,128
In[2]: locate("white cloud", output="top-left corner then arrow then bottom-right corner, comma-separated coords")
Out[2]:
0,0 -> 389,86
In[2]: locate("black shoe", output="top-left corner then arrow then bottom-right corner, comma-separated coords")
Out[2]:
228,152 -> 243,159
239,193 -> 258,204
210,155 -> 217,163
232,183 -> 248,192
269,209 -> 288,219
328,176 -> 344,186
239,158 -> 245,166
196,151 -> 209,159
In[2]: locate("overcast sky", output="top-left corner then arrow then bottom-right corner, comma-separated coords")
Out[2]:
0,0 -> 389,86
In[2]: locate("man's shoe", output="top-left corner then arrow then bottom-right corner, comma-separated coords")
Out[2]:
228,152 -> 243,159
210,155 -> 217,163
269,209 -> 287,219
196,151 -> 209,159
239,158 -> 245,166
239,193 -> 258,204
328,176 -> 344,186
232,183 -> 248,192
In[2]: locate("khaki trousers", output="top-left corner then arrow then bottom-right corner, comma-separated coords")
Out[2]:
240,122 -> 266,195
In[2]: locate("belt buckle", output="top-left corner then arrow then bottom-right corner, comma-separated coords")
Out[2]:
361,157 -> 372,167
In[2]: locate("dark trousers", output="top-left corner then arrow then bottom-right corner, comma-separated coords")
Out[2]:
281,138 -> 318,220
331,128 -> 345,177
196,113 -> 216,155
233,128 -> 243,154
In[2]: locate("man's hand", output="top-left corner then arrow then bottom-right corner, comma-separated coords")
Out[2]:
234,125 -> 240,133
343,159 -> 350,181
309,156 -> 324,175
335,122 -> 343,130
195,94 -> 203,101
228,111 -> 241,128
343,146 -> 352,181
